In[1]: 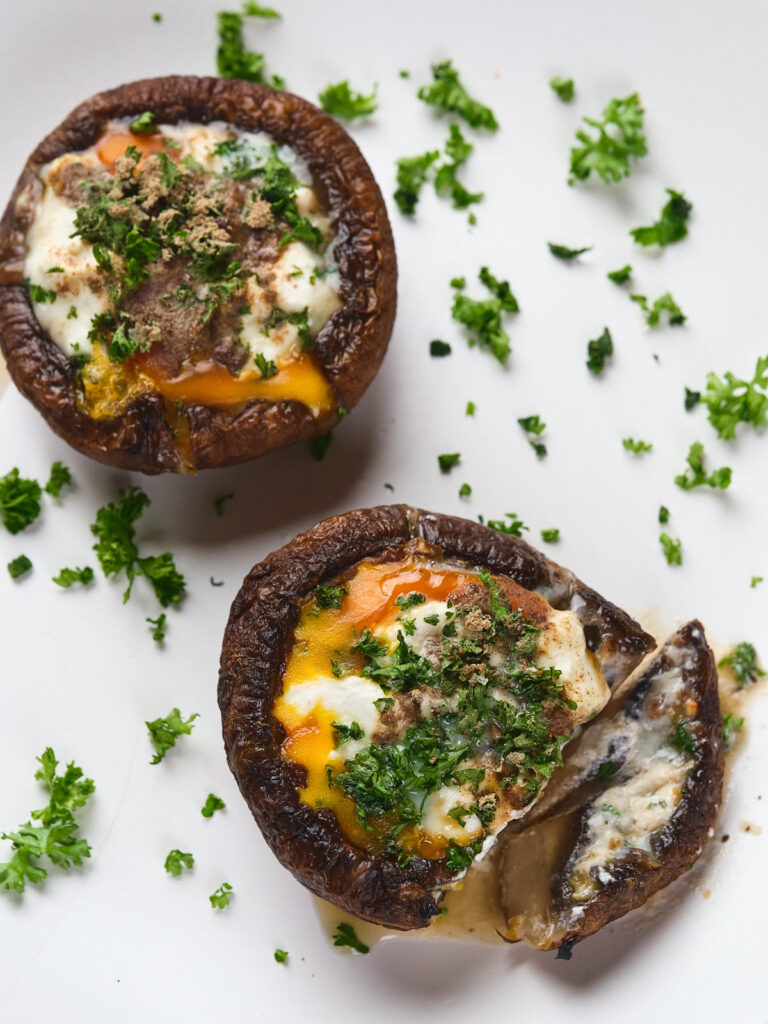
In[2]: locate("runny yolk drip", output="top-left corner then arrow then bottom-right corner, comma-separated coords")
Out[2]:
274,560 -> 553,857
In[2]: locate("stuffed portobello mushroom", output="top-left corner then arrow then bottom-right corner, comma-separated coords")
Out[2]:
0,76 -> 396,473
218,505 -> 656,930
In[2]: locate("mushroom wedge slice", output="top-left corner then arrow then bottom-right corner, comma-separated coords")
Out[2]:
219,505 -> 654,930
498,620 -> 724,954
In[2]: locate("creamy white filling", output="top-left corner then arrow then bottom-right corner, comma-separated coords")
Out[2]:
23,121 -> 340,368
278,675 -> 384,761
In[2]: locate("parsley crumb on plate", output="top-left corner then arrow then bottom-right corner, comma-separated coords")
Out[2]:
164,849 -> 194,876
146,708 -> 199,764
7,554 -> 32,579
210,882 -> 234,909
332,922 -> 370,954
202,794 -> 226,818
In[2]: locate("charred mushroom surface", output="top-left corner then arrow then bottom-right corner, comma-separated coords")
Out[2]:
498,620 -> 723,952
218,506 -> 654,929
0,76 -> 396,472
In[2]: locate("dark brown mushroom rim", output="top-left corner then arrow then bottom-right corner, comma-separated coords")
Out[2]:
498,620 -> 723,954
218,505 -> 654,930
0,75 -> 396,473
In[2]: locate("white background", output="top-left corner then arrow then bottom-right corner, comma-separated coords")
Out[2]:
1,1 -> 766,1021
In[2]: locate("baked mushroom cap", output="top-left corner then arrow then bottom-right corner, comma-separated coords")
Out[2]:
218,505 -> 654,930
0,76 -> 396,473
498,620 -> 724,953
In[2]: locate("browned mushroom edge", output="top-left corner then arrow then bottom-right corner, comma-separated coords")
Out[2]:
0,75 -> 396,473
218,505 -> 655,930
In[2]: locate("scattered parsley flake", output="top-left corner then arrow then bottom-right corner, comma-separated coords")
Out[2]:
274,948 -> 289,963
209,882 -> 234,909
393,150 -> 440,214
332,922 -> 370,954
465,401 -> 476,416
549,76 -> 574,102
318,81 -> 377,119
0,747 -> 94,895
214,492 -> 235,517
700,354 -> 768,440
548,242 -> 591,260
658,505 -> 670,524
674,442 -> 732,491
459,483 -> 472,498
434,124 -> 483,210
310,433 -> 333,461
0,468 -> 42,534
630,292 -> 686,327
607,265 -> 632,285
568,93 -> 647,184
210,577 -> 225,587
750,576 -> 763,589
659,532 -> 683,566
53,566 -> 94,588
451,267 -> 519,365
254,353 -> 278,378
630,189 -> 692,247
241,1 -> 281,16
718,643 -> 765,688
722,712 -> 745,751
315,583 -> 349,610
481,512 -> 528,537
622,437 -> 653,454
586,327 -> 613,375
685,387 -> 702,412
430,339 -> 452,357
518,414 -> 545,435
202,793 -> 226,818
540,528 -> 560,543
438,453 -> 461,473
7,554 -> 32,579
146,613 -> 167,644
129,111 -> 157,135
417,59 -> 498,131
146,708 -> 199,764
164,849 -> 194,876
44,461 -> 72,498
216,6 -> 284,88
152,11 -> 162,22
26,280 -> 57,304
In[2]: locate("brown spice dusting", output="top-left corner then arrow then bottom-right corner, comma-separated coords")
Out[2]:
243,196 -> 274,230
464,609 -> 493,633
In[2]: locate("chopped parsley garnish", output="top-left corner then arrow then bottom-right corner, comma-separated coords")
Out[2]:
146,613 -> 167,644
518,414 -> 547,457
254,352 -> 278,378
394,592 -> 426,611
209,882 -> 234,909
332,922 -> 370,954
568,93 -> 647,184
607,265 -> 632,285
659,532 -> 682,566
434,124 -> 483,210
630,292 -> 686,327
459,483 -> 472,498
310,432 -> 333,461
586,327 -> 613,375
7,554 -> 32,579
26,280 -> 57,304
540,528 -> 560,543
751,576 -> 763,589
430,339 -> 452,357
417,60 -> 499,131
129,111 -> 157,135
481,512 -> 528,537
332,721 -> 365,746
0,747 -> 94,895
274,948 -> 289,963
393,150 -> 440,214
451,267 -> 519,365
630,189 -> 692,247
722,712 -> 744,751
658,505 -> 670,524
44,461 -> 72,498
670,722 -> 698,756
318,81 -> 377,119
217,6 -> 284,87
214,492 -> 235,517
0,468 -> 42,534
465,401 -> 476,416
146,708 -> 199,764
674,442 -> 732,491
718,643 -> 765,688
684,387 -> 702,411
201,793 -> 226,818
549,76 -> 574,102
438,452 -> 461,473
315,583 -> 349,609
164,849 -> 194,876
53,566 -> 94,588
622,437 -> 653,454
242,1 -> 281,16
699,354 -> 768,440
548,242 -> 591,260
91,487 -> 186,606
374,697 -> 394,713
598,803 -> 621,817
152,11 -> 162,22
